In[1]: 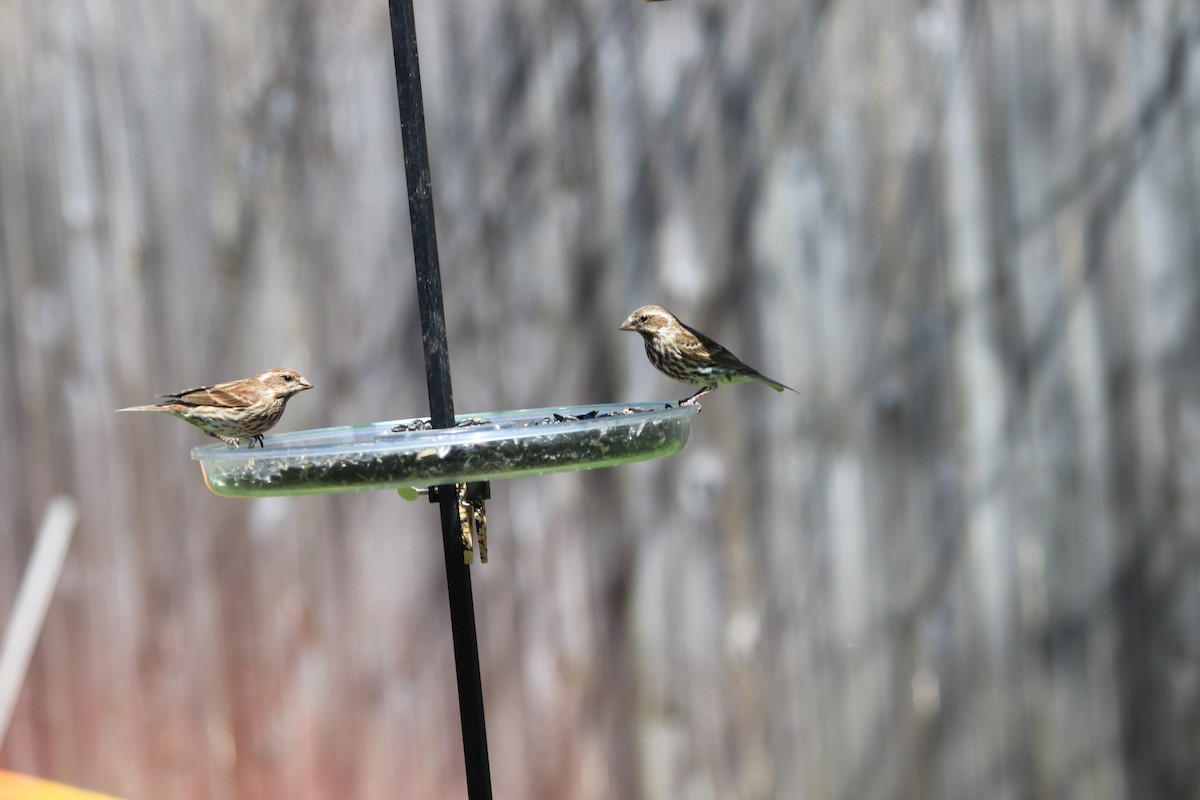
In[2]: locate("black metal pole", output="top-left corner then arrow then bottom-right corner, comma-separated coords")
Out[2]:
386,1 -> 492,796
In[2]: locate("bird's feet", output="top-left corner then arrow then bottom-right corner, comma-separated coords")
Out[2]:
218,435 -> 264,448
679,386 -> 714,411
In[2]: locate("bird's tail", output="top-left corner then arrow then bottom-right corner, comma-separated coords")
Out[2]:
754,373 -> 799,394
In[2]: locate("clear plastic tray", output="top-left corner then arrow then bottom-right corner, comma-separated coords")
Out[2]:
192,402 -> 696,497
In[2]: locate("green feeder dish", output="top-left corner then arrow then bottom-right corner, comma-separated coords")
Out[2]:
192,402 -> 697,497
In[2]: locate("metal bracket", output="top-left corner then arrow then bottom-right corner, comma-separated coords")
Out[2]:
414,482 -> 490,563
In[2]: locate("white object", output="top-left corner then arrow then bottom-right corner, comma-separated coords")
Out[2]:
0,496 -> 78,749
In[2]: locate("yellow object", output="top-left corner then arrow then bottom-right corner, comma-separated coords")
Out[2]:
0,771 -> 125,800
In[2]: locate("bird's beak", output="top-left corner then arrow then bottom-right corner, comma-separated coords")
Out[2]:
619,316 -> 635,332
298,378 -> 313,391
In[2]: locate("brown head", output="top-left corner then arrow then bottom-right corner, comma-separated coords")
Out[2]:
256,368 -> 313,399
619,305 -> 681,340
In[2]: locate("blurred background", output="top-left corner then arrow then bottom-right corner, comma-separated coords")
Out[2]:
2,0 -> 1199,798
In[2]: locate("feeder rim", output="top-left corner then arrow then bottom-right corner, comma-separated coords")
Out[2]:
190,401 -> 697,463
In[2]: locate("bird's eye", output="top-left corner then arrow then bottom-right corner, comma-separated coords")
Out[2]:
283,374 -> 293,382
639,315 -> 649,324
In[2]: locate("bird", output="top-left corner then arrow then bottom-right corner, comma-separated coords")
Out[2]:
620,305 -> 796,408
118,367 -> 313,448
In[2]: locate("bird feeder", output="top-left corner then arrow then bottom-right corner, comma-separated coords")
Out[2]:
192,403 -> 696,499
187,2 -> 697,797
192,402 -> 695,571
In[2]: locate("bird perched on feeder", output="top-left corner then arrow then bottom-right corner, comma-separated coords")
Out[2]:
118,367 -> 313,447
620,305 -> 796,409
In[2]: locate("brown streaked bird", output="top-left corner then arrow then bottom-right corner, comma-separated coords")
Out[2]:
620,305 -> 797,408
118,367 -> 313,448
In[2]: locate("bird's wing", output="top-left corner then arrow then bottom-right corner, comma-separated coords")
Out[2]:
679,321 -> 756,372
680,319 -> 795,392
163,382 -> 256,408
